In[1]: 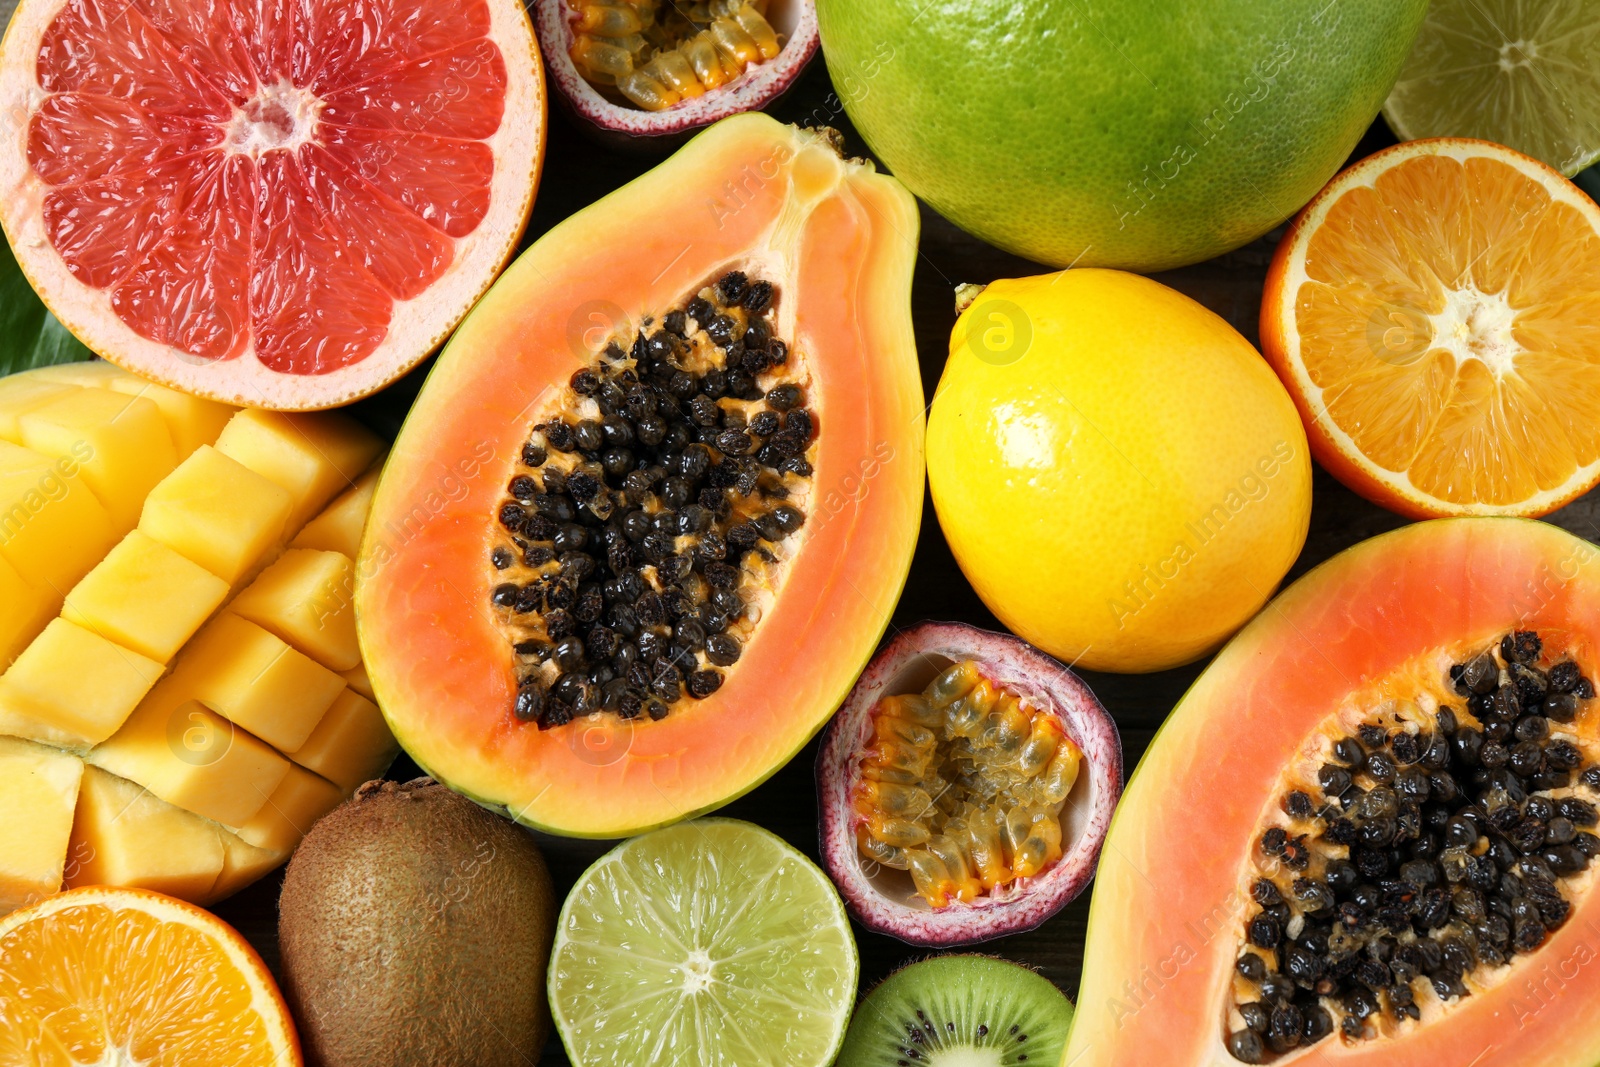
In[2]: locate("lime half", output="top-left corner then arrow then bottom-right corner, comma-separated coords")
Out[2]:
548,818 -> 859,1067
1384,0 -> 1600,176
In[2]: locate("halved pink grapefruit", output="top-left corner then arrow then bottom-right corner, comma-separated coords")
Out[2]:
0,0 -> 545,410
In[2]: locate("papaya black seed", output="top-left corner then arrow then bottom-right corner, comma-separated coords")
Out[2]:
748,410 -> 780,438
705,633 -> 741,667
687,669 -> 723,699
1227,1031 -> 1265,1064
490,280 -> 810,726
1503,630 -> 1542,664
1317,765 -> 1352,798
1247,916 -> 1279,950
1229,631 -> 1600,1058
1548,740 -> 1582,770
741,280 -> 772,312
513,686 -> 544,723
1334,737 -> 1366,770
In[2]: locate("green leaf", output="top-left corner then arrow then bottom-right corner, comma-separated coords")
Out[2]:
0,231 -> 95,377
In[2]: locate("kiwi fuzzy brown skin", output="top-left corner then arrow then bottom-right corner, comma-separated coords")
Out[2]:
836,952 -> 1075,1067
278,778 -> 556,1067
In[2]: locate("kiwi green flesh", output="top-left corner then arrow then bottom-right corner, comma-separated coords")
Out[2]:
836,955 -> 1074,1067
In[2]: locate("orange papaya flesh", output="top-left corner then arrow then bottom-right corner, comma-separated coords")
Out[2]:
1068,518 -> 1600,1067
357,114 -> 923,838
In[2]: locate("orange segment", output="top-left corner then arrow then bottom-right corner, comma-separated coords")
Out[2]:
0,886 -> 299,1067
1262,138 -> 1600,518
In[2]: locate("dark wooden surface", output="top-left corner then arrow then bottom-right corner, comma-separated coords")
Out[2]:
204,60 -> 1600,1066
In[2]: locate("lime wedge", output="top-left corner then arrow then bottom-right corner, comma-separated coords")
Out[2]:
1383,0 -> 1600,176
548,818 -> 859,1066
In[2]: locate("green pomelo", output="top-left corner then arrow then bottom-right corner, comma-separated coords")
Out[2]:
815,0 -> 1429,271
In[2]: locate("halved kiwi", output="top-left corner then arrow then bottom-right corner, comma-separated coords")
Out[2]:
837,954 -> 1074,1066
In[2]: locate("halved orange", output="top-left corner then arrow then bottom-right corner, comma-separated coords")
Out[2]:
1261,138 -> 1600,518
0,886 -> 300,1066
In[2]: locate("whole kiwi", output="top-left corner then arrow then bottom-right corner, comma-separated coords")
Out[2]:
278,777 -> 555,1066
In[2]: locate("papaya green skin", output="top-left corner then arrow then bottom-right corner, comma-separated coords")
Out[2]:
815,0 -> 1429,271
1064,517 -> 1600,1066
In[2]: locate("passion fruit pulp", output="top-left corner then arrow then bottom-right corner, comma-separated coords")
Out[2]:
532,0 -> 818,146
817,621 -> 1122,946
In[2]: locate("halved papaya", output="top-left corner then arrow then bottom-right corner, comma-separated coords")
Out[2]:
356,114 -> 922,838
1067,518 -> 1600,1066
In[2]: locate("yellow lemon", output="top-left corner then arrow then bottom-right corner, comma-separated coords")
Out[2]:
927,269 -> 1312,673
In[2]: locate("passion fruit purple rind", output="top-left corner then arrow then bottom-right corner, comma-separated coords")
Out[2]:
817,621 -> 1123,946
532,0 -> 819,148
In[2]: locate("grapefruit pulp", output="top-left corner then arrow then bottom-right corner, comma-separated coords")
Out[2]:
0,0 -> 545,410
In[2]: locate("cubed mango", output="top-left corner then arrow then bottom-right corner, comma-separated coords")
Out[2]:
0,440 -> 117,594
89,683 -> 289,827
64,766 -> 225,900
341,660 -> 374,699
63,530 -> 229,662
231,763 -> 343,852
0,618 -> 163,748
288,688 -> 397,791
231,549 -> 359,671
139,445 -> 293,585
0,554 -> 57,669
20,361 -> 132,388
291,462 -> 381,558
0,735 -> 83,914
19,388 -> 177,529
177,614 -> 345,751
215,409 -> 383,530
201,831 -> 287,905
105,376 -> 236,460
0,378 -> 76,444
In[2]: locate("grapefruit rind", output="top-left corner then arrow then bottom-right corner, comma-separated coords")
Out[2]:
1262,138 -> 1600,519
0,0 -> 547,411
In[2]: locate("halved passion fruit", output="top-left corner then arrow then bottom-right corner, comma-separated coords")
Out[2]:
818,622 -> 1122,946
1068,517 -> 1600,1067
357,114 -> 922,838
532,0 -> 817,146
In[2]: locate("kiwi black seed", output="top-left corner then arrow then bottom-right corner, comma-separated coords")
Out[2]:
1227,631 -> 1596,1062
485,273 -> 812,729
833,955 -> 1075,1067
